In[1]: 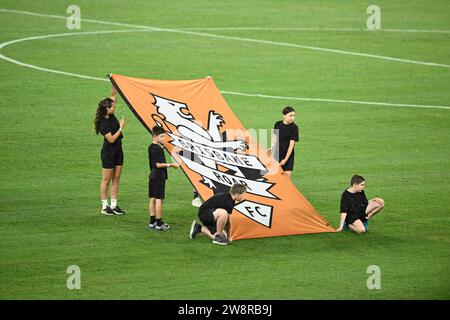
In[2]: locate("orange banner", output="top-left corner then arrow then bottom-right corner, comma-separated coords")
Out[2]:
110,74 -> 334,240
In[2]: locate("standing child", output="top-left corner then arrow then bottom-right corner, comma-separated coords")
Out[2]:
148,126 -> 179,230
269,106 -> 299,179
94,86 -> 126,215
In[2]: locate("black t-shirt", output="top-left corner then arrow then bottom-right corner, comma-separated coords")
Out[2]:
340,190 -> 369,222
148,143 -> 168,180
273,121 -> 299,160
99,115 -> 122,149
199,192 -> 235,215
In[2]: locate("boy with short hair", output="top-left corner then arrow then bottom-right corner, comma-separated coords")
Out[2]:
336,175 -> 385,233
189,183 -> 246,245
148,126 -> 179,230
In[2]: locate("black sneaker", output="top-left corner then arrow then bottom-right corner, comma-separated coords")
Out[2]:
189,220 -> 202,239
155,222 -> 171,231
101,206 -> 115,216
148,221 -> 157,229
212,235 -> 228,246
111,206 -> 125,215
222,233 -> 231,244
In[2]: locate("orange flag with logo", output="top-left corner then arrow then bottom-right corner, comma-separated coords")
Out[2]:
109,74 -> 334,240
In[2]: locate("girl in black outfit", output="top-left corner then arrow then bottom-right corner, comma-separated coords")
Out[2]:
94,87 -> 126,215
269,106 -> 299,179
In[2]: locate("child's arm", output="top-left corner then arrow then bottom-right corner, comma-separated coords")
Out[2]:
155,163 -> 180,168
280,140 -> 296,165
156,149 -> 180,168
110,85 -> 118,108
110,85 -> 118,99
336,213 -> 347,232
103,130 -> 123,144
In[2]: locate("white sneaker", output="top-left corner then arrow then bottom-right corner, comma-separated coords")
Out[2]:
155,222 -> 171,231
192,197 -> 203,207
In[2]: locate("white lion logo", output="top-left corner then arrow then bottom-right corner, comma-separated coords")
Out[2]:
152,95 -> 247,151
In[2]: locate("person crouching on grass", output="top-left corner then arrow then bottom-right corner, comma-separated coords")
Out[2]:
336,175 -> 385,233
189,183 -> 246,246
148,126 -> 180,230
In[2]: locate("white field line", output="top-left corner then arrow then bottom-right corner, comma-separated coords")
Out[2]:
220,91 -> 450,110
181,27 -> 450,34
1,8 -> 449,68
2,9 -> 450,34
0,30 -> 154,81
0,11 -> 449,110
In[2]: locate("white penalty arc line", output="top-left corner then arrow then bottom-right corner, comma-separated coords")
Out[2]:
0,30 -> 154,81
0,30 -> 449,111
1,8 -> 450,68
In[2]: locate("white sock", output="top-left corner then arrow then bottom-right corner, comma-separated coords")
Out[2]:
111,199 -> 117,208
102,199 -> 109,209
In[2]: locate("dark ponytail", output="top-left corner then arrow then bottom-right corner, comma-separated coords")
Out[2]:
94,98 -> 113,134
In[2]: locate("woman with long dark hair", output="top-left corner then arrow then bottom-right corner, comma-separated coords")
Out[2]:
94,87 -> 126,215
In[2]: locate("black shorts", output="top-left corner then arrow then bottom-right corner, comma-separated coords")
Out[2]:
198,208 -> 217,234
101,146 -> 124,169
346,213 -> 368,225
149,178 -> 165,199
281,153 -> 294,171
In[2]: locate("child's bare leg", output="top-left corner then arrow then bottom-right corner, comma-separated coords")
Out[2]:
285,171 -> 292,179
201,226 -> 216,240
213,209 -> 229,236
223,221 -> 230,238
366,198 -> 384,219
149,198 -> 155,218
155,199 -> 163,219
349,220 -> 366,233
101,169 -> 113,201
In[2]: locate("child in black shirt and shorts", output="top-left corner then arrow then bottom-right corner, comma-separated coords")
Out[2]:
336,175 -> 385,233
94,87 -> 126,216
148,126 -> 179,230
270,106 -> 299,179
189,183 -> 246,245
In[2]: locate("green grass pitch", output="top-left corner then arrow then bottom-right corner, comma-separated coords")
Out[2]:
0,0 -> 449,299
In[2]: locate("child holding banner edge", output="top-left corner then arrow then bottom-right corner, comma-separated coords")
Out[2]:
148,126 -> 180,230
336,175 -> 385,233
95,86 -> 126,215
269,106 -> 299,179
189,183 -> 246,245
